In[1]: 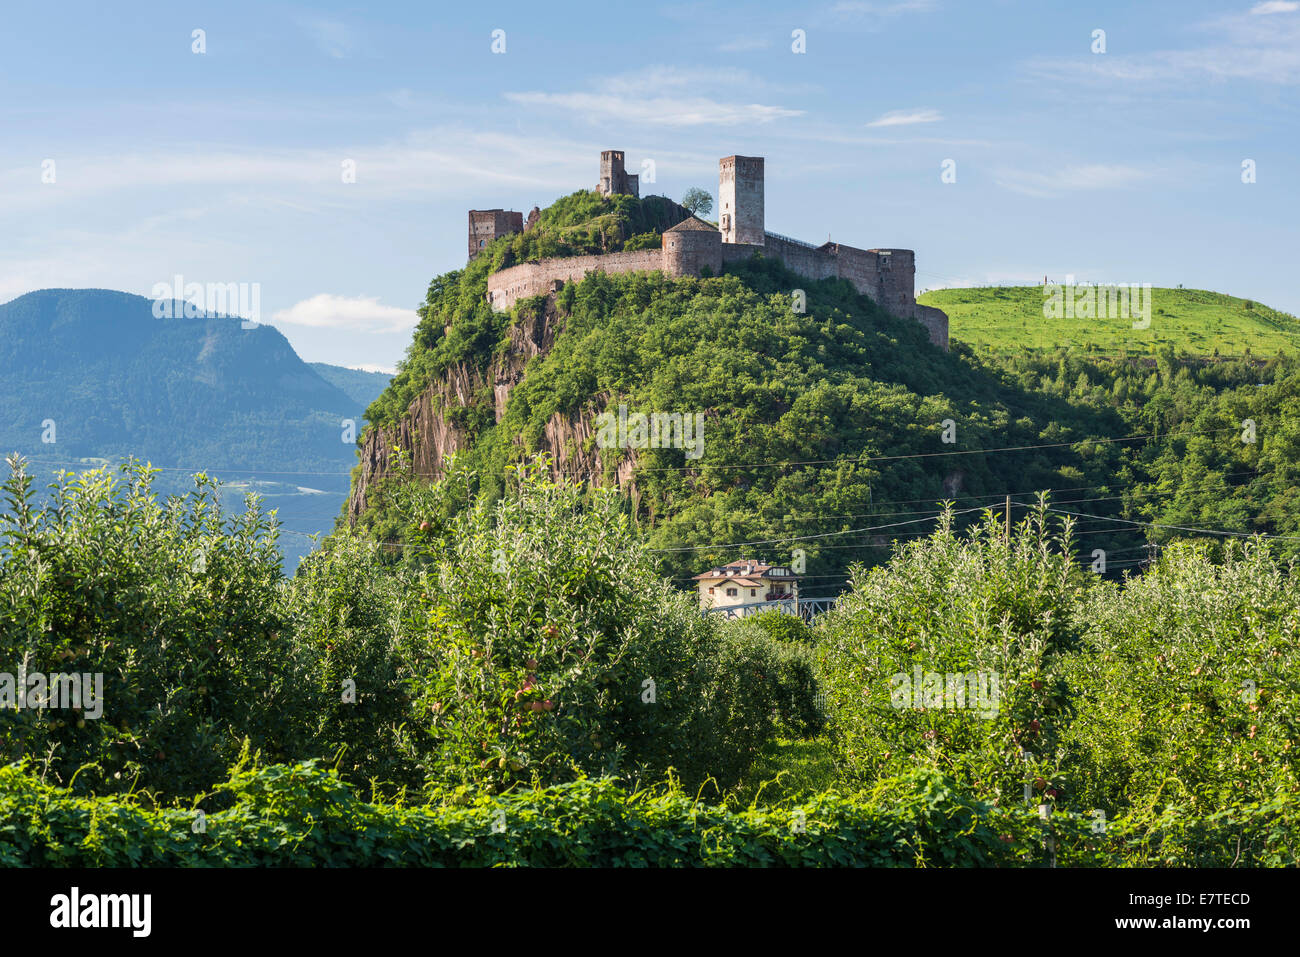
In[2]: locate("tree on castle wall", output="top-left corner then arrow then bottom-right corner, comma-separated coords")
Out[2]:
681,188 -> 713,217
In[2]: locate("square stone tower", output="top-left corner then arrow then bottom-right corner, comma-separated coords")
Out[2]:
468,209 -> 524,261
598,150 -> 639,198
718,155 -> 764,245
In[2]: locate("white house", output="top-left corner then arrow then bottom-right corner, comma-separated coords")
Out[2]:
693,559 -> 801,616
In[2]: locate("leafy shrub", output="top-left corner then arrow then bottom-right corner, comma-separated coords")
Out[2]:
744,609 -> 816,644
721,616 -> 823,735
0,458 -> 306,800
1056,539 -> 1300,818
5,757 -> 1292,867
380,458 -> 798,794
816,503 -> 1087,801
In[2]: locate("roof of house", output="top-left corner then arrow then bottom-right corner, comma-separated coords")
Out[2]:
692,559 -> 800,581
665,215 -> 719,233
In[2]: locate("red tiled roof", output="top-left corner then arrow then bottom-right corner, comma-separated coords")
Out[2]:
692,559 -> 801,581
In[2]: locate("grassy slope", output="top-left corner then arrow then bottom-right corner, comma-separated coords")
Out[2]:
919,286 -> 1300,357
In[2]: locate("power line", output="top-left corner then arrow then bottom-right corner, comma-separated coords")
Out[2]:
1044,506 -> 1300,543
627,426 -> 1241,474
645,506 -> 990,553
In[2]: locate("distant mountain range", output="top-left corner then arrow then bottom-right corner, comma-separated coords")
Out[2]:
309,363 -> 395,407
0,288 -> 391,570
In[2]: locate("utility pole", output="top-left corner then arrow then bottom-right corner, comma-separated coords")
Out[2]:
1005,495 -> 1012,540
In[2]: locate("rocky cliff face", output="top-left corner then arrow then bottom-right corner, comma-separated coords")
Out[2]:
346,300 -> 638,522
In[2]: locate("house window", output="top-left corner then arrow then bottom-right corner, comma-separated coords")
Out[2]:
750,589 -> 756,597
479,239 -> 485,247
726,588 -> 737,597
708,587 -> 715,594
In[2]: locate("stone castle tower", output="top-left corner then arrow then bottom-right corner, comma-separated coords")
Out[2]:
597,150 -> 639,198
467,209 -> 523,261
719,155 -> 764,245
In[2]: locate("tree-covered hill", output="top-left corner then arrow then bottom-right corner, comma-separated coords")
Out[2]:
309,362 -> 393,407
0,288 -> 370,571
349,192 -> 1300,589
919,285 -> 1300,358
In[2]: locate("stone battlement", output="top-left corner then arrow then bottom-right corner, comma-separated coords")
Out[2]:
475,152 -> 948,350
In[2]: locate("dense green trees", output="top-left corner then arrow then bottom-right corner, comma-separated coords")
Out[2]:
816,504 -> 1300,824
3,457 -> 1296,864
0,455 -> 808,802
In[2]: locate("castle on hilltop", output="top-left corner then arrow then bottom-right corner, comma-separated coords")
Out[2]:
468,151 -> 948,349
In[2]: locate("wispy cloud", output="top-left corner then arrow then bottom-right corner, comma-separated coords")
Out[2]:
505,69 -> 805,126
272,294 -> 417,334
719,36 -> 772,52
0,129 -> 613,212
832,0 -> 937,16
303,18 -> 353,59
867,107 -> 943,127
1252,1 -> 1299,13
1025,6 -> 1300,86
995,163 -> 1152,198
504,91 -> 802,126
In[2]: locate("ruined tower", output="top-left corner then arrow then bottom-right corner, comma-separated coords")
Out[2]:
718,155 -> 764,246
467,209 -> 524,261
597,150 -> 639,198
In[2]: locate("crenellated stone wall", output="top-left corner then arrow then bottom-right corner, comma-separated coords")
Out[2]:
486,249 -> 665,310
485,235 -> 948,349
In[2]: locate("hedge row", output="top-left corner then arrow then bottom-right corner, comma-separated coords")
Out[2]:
3,760 -> 1294,867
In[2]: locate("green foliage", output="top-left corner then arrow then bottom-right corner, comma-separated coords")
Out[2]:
353,457 -> 790,795
817,503 -> 1084,799
1057,539 -> 1300,818
0,449 -> 805,802
4,757 -> 1292,867
0,457 -> 307,798
742,609 -> 816,644
815,505 -> 1300,826
680,187 -> 713,216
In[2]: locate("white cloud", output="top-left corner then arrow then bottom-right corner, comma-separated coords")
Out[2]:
832,0 -> 937,15
504,66 -> 805,127
995,164 -> 1152,198
272,294 -> 417,334
1025,6 -> 1300,86
0,129 -> 612,212
303,18 -> 353,58
867,108 -> 943,127
719,36 -> 772,52
504,91 -> 802,126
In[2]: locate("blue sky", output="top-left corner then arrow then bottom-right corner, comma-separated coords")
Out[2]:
2,0 -> 1297,371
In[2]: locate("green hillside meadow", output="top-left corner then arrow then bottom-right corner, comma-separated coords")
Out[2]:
919,286 -> 1300,357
